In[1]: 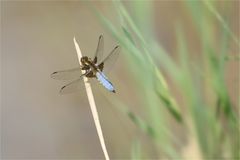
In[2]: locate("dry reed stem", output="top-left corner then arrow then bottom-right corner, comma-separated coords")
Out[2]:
73,37 -> 110,160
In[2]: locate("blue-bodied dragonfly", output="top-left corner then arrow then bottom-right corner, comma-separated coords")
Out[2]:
51,35 -> 120,94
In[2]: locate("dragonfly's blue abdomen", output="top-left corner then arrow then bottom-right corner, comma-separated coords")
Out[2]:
96,72 -> 115,93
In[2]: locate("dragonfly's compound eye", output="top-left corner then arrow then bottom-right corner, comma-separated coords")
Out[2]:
81,56 -> 87,63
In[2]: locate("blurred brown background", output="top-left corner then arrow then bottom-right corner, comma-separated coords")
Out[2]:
1,1 -> 138,159
1,1 -> 239,159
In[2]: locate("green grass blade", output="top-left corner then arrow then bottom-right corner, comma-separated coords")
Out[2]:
203,0 -> 240,47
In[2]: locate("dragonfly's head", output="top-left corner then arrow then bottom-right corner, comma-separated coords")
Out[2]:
81,56 -> 89,65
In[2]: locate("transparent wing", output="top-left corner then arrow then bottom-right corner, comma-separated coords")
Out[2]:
59,78 -> 84,94
98,45 -> 120,73
59,76 -> 97,95
59,70 -> 94,94
93,35 -> 104,64
51,67 -> 84,80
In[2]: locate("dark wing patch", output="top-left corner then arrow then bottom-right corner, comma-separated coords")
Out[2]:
98,62 -> 104,72
86,71 -> 95,78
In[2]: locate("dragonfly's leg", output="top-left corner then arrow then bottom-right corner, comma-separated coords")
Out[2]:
82,66 -> 90,70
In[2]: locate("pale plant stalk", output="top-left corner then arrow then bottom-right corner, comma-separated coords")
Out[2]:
73,37 -> 110,160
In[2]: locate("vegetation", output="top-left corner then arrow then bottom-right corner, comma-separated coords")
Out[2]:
93,1 -> 239,159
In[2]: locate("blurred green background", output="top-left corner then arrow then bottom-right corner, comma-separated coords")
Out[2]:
1,1 -> 239,159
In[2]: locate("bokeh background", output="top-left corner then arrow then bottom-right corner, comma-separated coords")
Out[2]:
1,1 -> 239,159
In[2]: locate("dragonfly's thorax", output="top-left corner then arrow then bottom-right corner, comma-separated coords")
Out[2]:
81,56 -> 98,71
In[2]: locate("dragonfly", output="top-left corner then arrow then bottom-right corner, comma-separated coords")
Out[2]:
51,35 -> 120,94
